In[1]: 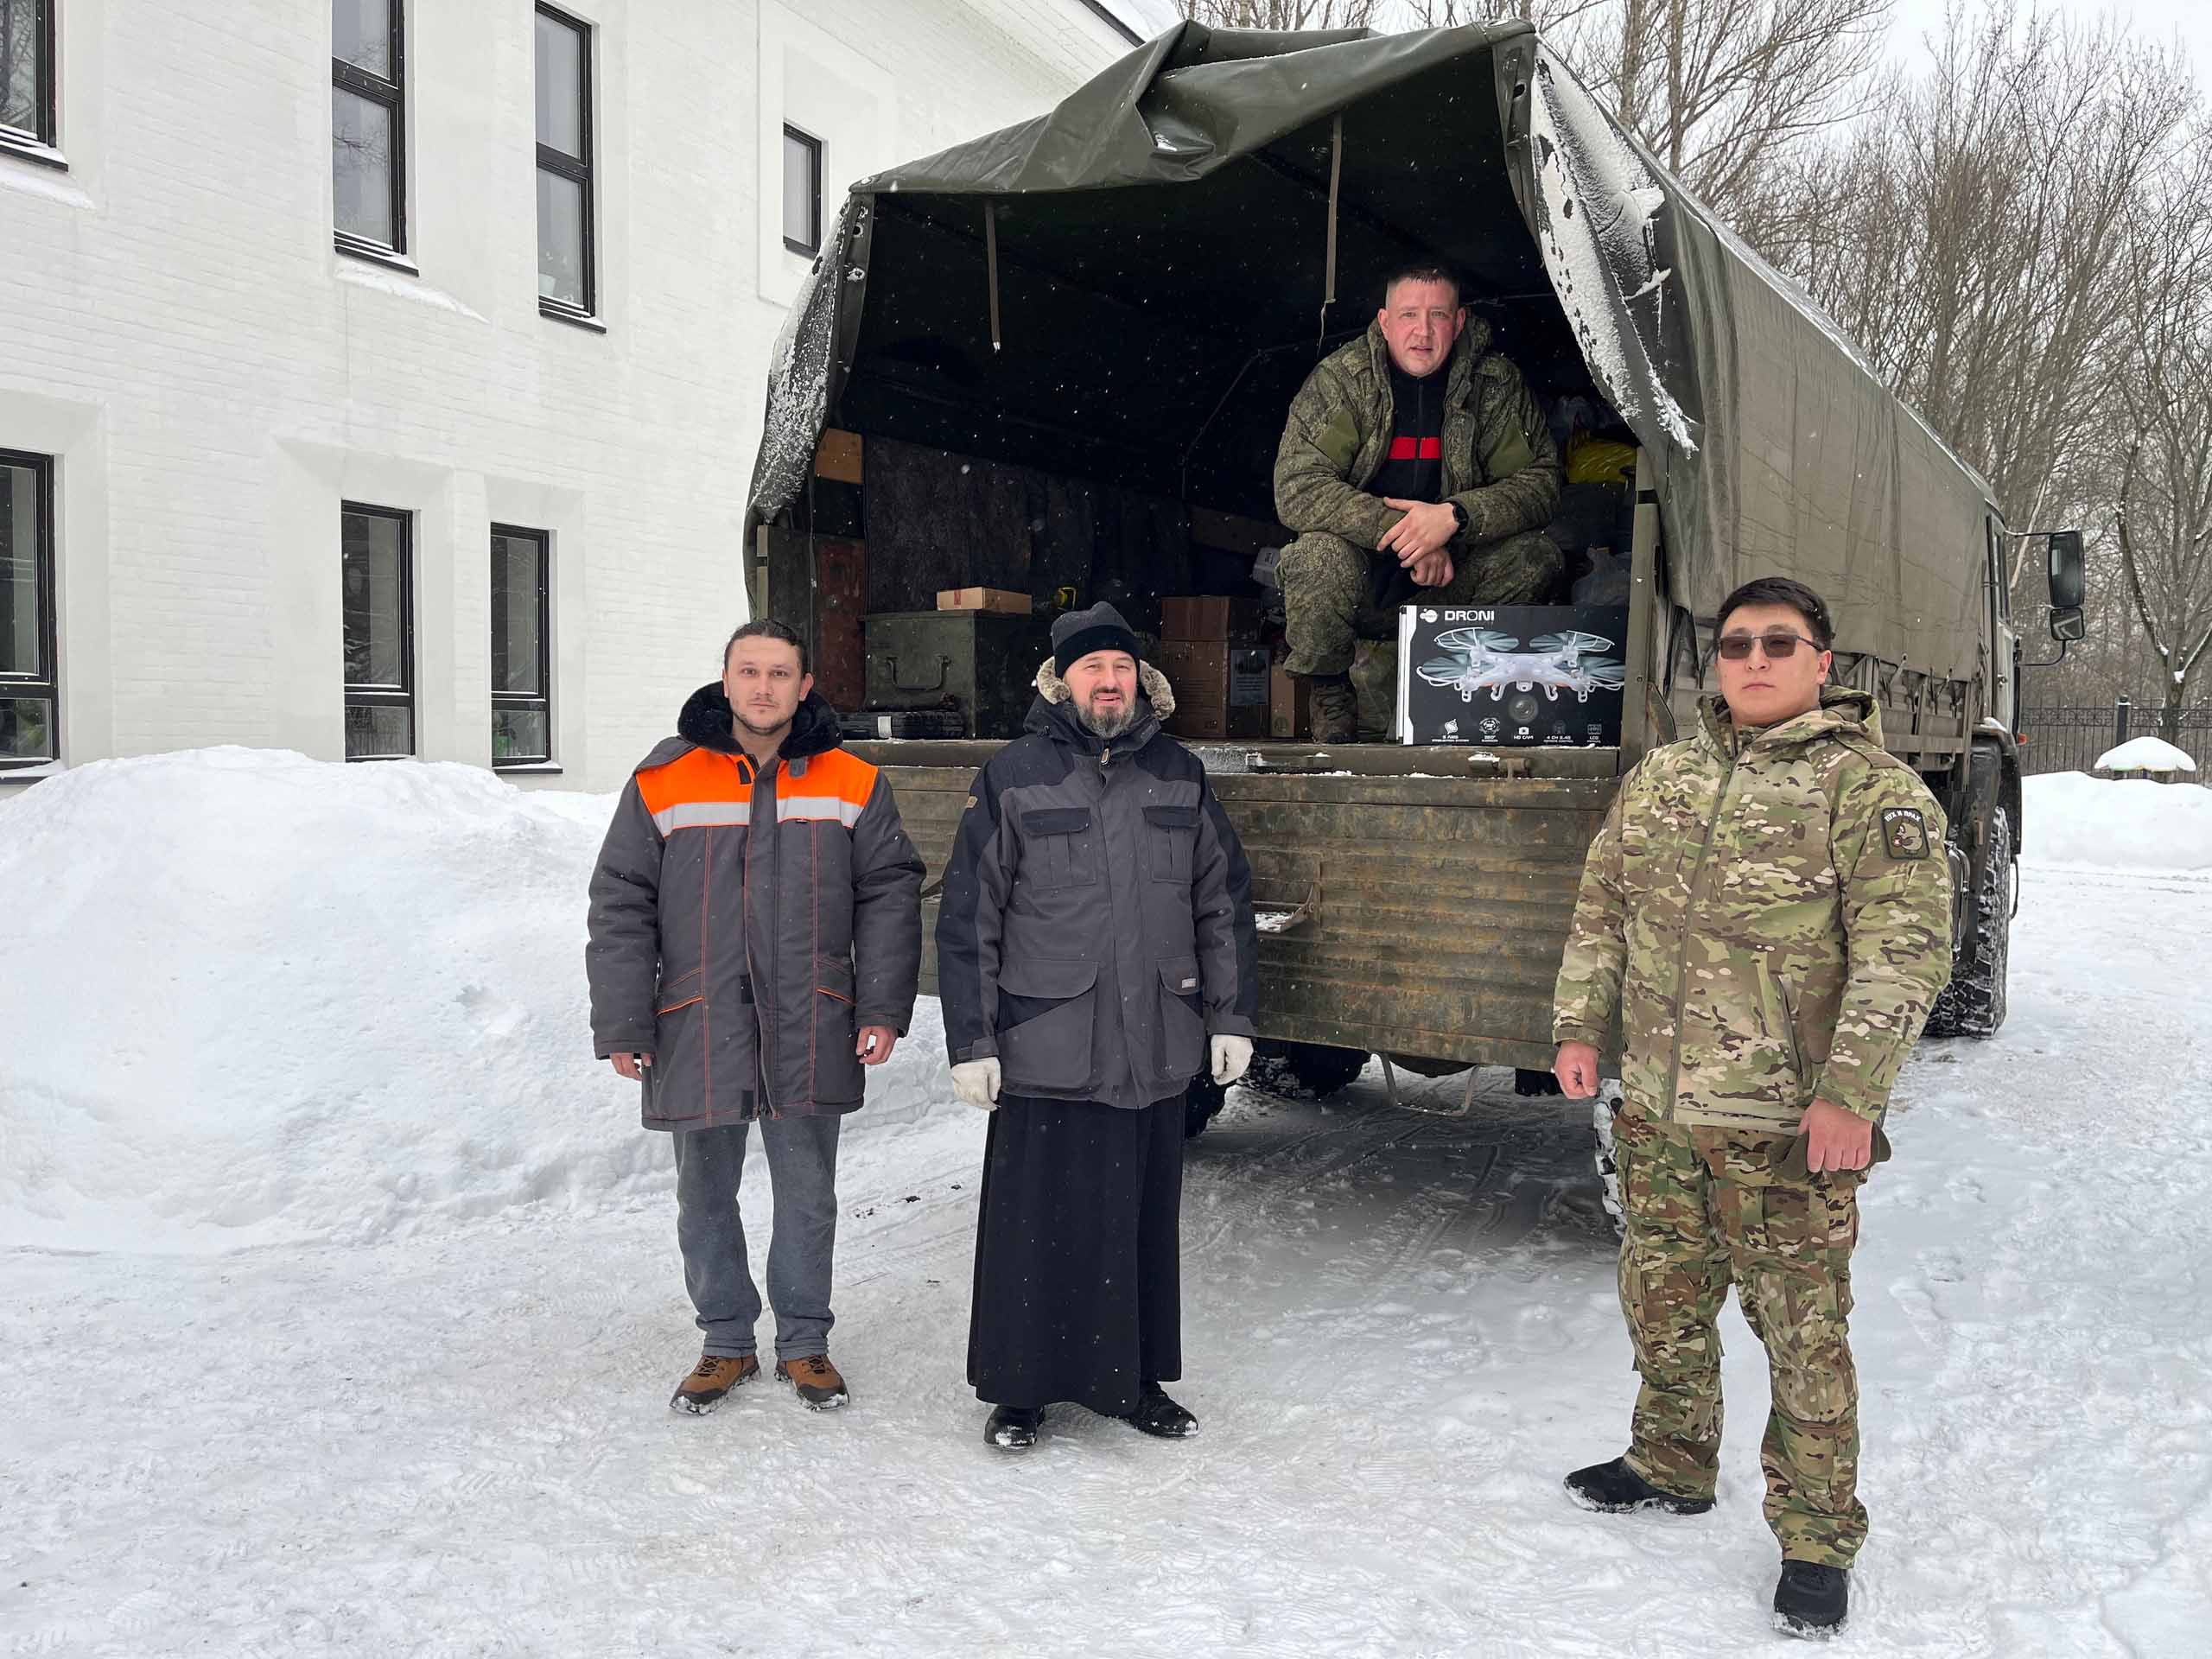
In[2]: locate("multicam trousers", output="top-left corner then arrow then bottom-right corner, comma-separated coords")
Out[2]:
1279,527 -> 1564,678
1613,1111 -> 1869,1567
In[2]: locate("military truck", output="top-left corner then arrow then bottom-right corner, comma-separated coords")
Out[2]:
741,21 -> 2085,1138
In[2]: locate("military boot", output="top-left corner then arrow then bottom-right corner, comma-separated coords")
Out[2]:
671,1352 -> 759,1414
1772,1561 -> 1848,1638
775,1353 -> 850,1410
1305,673 -> 1358,745
1563,1457 -> 1713,1516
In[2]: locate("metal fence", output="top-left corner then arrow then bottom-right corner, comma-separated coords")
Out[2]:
2017,697 -> 2212,778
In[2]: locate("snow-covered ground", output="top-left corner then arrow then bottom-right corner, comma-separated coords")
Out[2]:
3,757 -> 2209,1656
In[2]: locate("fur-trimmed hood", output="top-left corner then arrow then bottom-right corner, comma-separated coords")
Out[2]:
1030,654 -> 1176,719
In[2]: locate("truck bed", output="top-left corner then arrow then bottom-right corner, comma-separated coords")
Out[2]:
849,741 -> 1618,1070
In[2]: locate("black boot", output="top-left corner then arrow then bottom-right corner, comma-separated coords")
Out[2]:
985,1405 -> 1041,1451
1125,1383 -> 1198,1439
1562,1457 -> 1713,1516
1304,673 -> 1358,745
1772,1560 -> 1848,1637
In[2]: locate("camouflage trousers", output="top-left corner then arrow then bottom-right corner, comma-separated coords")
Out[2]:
1279,527 -> 1564,678
1614,1112 -> 1869,1567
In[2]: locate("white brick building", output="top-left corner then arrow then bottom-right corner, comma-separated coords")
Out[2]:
0,0 -> 1139,792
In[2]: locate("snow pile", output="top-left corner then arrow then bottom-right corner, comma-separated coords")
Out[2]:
2022,770 -> 2212,872
0,748 -> 957,1253
2095,734 -> 2197,774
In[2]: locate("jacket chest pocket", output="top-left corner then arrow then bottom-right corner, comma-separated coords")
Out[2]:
1142,804 -> 1199,884
1020,807 -> 1097,888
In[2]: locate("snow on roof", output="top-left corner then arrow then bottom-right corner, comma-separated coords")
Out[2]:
2094,735 -> 2198,773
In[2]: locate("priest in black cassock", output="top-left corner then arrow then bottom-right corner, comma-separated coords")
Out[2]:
935,604 -> 1260,1450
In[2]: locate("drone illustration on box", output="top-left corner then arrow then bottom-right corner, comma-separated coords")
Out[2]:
1414,627 -> 1628,704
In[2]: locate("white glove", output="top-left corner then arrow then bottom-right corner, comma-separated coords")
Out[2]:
1211,1034 -> 1253,1086
951,1057 -> 1001,1110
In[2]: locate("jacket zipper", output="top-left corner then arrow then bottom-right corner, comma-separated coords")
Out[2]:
741,753 -> 779,1122
1659,738 -> 1744,1119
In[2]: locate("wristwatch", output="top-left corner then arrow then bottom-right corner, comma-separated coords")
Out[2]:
1447,499 -> 1471,537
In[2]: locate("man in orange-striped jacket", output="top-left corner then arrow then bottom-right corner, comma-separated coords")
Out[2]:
588,619 -> 922,1417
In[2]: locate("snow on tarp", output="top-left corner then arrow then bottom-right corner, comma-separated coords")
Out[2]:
1524,49 -> 1695,453
2094,734 -> 2198,774
746,197 -> 865,531
2020,771 -> 2212,872
0,749 -> 962,1253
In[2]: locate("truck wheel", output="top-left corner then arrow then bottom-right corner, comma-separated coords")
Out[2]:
1184,1077 -> 1229,1140
1926,805 -> 2012,1039
1247,1039 -> 1371,1100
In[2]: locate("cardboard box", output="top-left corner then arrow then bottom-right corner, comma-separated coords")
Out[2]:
1268,663 -> 1310,740
813,428 -> 864,485
1161,595 -> 1265,642
1158,640 -> 1269,740
936,586 -> 1033,615
1395,604 -> 1630,747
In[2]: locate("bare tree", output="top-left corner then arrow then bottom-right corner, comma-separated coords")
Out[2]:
1179,0 -> 1384,28
1764,7 -> 2197,582
2106,128 -> 2212,741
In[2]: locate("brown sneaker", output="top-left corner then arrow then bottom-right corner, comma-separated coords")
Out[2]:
1305,673 -> 1358,745
775,1354 -> 850,1410
670,1352 -> 759,1414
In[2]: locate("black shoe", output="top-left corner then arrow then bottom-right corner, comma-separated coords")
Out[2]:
985,1405 -> 1041,1451
1562,1457 -> 1713,1516
1126,1383 -> 1198,1439
1773,1560 -> 1848,1637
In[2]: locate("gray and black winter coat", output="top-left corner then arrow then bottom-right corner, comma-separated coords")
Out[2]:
936,659 -> 1259,1110
587,685 -> 924,1128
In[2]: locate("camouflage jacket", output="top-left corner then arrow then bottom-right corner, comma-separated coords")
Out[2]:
1272,317 -> 1562,550
1552,688 -> 1953,1133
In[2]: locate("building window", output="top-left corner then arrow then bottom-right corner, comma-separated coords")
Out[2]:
332,0 -> 405,258
0,0 -> 58,159
535,5 -> 594,319
783,125 -> 821,257
0,449 -> 57,768
490,526 -> 551,766
341,503 -> 413,760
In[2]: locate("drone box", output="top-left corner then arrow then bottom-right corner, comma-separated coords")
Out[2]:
1395,604 -> 1630,747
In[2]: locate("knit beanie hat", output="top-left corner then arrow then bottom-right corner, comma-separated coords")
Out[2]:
1051,601 -> 1141,679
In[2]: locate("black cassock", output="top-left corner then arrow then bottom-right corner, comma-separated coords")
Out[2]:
967,1092 -> 1185,1416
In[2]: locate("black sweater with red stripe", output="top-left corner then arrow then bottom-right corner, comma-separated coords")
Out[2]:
1370,359 -> 1447,503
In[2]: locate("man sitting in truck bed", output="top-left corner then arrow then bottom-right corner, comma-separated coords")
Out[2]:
1274,262 -> 1566,743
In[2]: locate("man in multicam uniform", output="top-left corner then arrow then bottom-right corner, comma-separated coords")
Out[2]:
1550,576 -> 1954,1638
1273,263 -> 1564,743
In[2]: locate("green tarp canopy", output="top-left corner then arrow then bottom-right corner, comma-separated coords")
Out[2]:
747,20 -> 1993,690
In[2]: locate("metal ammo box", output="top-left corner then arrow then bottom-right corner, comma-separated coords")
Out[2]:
861,610 -> 1051,740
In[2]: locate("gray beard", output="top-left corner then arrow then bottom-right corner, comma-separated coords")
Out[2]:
1077,699 -> 1135,740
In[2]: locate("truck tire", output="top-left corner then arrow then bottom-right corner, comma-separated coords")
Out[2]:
1247,1039 -> 1371,1100
1925,805 -> 2012,1039
1184,1077 -> 1229,1140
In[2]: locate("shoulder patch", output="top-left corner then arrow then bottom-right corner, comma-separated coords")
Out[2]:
1880,805 -> 1931,861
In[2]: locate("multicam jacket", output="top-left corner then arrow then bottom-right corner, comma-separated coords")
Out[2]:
1553,687 -> 1953,1133
587,685 -> 924,1128
1272,316 -> 1563,550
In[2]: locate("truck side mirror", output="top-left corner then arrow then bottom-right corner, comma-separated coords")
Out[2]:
2050,607 -> 2086,643
2047,530 -> 2085,611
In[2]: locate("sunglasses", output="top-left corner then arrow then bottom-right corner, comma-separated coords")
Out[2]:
1714,632 -> 1826,662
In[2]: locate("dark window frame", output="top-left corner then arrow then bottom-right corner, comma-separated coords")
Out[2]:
782,124 -> 822,257
332,1 -> 407,263
0,447 -> 59,771
535,3 -> 595,324
340,501 -> 415,761
0,0 -> 61,165
489,524 -> 553,767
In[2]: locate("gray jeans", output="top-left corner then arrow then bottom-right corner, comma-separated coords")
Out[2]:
670,1116 -> 842,1361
